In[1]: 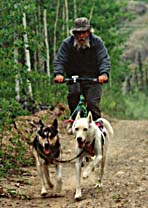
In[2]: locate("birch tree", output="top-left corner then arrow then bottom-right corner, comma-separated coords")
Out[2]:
22,12 -> 33,98
36,3 -> 44,72
53,0 -> 60,58
73,0 -> 77,19
65,0 -> 69,36
14,31 -> 20,102
89,3 -> 94,21
43,9 -> 50,77
62,6 -> 66,37
13,3 -> 21,102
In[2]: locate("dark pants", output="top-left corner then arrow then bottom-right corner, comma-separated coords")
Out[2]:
67,82 -> 102,120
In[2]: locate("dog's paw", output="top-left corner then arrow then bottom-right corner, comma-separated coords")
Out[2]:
95,180 -> 103,188
41,190 -> 48,196
74,191 -> 82,201
82,171 -> 89,179
83,169 -> 91,179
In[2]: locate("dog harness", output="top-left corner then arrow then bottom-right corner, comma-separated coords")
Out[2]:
84,139 -> 96,156
78,124 -> 105,157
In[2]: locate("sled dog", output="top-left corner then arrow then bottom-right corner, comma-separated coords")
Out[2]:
72,111 -> 113,200
32,119 -> 62,196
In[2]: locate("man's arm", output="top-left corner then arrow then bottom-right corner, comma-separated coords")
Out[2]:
53,40 -> 69,77
96,37 -> 111,79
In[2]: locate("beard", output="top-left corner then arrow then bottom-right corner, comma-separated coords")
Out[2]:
74,38 -> 90,50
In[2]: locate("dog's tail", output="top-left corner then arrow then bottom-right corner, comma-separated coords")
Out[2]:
96,118 -> 114,138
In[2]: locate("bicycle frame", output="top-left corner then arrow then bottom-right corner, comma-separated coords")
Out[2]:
55,75 -> 99,120
70,94 -> 87,120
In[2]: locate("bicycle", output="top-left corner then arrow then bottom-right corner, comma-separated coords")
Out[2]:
56,75 -> 103,134
63,75 -> 99,118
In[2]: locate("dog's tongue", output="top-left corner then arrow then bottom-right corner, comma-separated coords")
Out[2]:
79,142 -> 84,148
44,149 -> 50,155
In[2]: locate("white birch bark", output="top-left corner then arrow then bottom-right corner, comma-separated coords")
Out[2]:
43,9 -> 50,77
22,12 -> 33,98
73,0 -> 77,19
33,52 -> 37,71
89,4 -> 94,21
14,31 -> 20,102
62,6 -> 65,36
53,0 -> 60,58
13,4 -> 21,101
65,0 -> 69,36
37,4 -> 42,71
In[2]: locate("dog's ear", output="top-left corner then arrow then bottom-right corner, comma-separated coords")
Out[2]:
38,120 -> 45,136
53,118 -> 58,129
75,111 -> 81,121
39,119 -> 44,128
87,111 -> 93,123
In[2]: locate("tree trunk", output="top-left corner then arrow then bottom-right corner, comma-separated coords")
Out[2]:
43,9 -> 50,77
89,4 -> 94,21
37,4 -> 44,73
53,0 -> 60,58
14,31 -> 20,102
62,6 -> 66,38
73,0 -> 77,19
22,12 -> 33,99
65,0 -> 69,36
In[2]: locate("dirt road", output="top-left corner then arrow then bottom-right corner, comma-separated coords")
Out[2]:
0,119 -> 148,208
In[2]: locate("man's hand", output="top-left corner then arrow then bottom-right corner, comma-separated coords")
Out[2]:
98,75 -> 108,84
54,75 -> 64,83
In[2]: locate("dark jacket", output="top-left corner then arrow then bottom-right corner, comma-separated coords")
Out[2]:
53,34 -> 110,78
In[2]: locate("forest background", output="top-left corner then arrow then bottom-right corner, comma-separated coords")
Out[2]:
0,0 -> 148,134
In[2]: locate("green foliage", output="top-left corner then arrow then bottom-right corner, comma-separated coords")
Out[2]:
124,91 -> 148,119
0,98 -> 29,132
101,85 -> 127,119
0,135 -> 33,177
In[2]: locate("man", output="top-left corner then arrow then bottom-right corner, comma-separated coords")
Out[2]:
54,17 -> 110,120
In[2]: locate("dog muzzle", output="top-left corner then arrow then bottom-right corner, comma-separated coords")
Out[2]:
43,141 -> 51,155
77,137 -> 85,148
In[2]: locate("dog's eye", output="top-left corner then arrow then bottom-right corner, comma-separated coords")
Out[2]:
83,128 -> 87,131
75,127 -> 79,131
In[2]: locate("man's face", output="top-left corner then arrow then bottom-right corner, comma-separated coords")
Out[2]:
74,30 -> 90,46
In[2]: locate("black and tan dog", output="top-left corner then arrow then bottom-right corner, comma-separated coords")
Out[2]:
32,119 -> 62,196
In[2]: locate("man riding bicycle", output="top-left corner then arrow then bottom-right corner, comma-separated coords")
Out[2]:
54,17 -> 110,120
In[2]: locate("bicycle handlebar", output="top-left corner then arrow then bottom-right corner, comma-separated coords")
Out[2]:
54,75 -> 108,84
64,77 -> 98,83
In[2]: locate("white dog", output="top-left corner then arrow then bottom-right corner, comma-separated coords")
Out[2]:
72,111 -> 113,200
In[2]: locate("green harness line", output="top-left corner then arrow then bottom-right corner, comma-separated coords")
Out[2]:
70,95 -> 88,119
